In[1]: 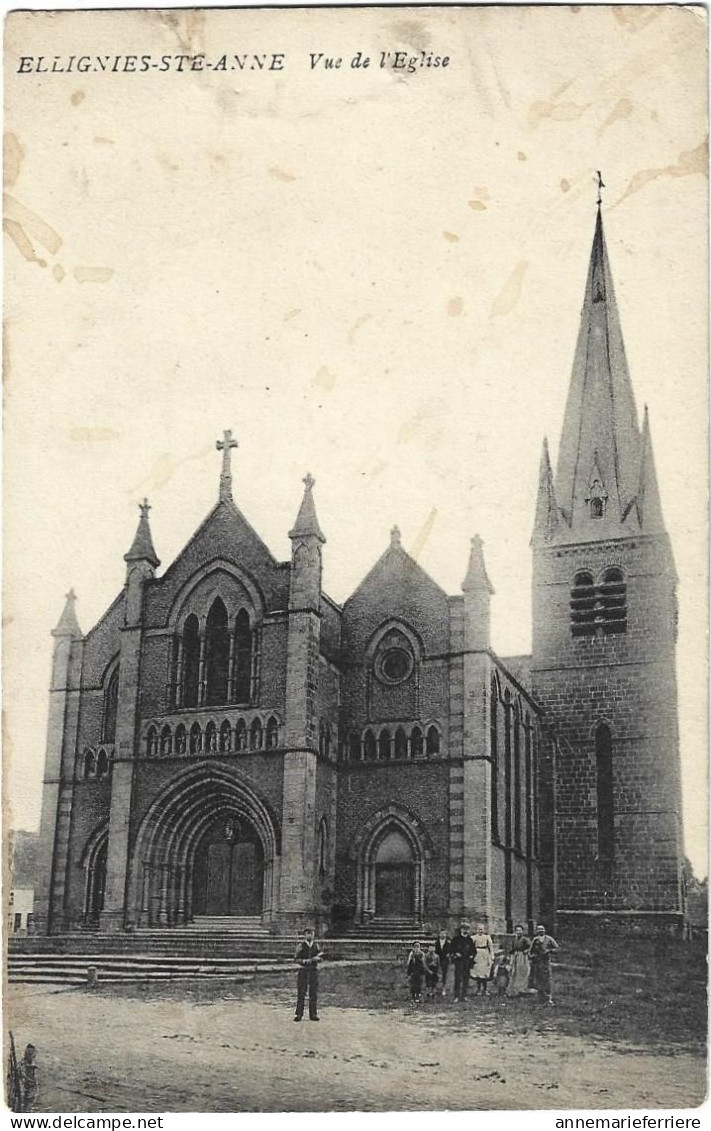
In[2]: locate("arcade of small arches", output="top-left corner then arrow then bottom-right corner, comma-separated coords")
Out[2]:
342,722 -> 442,762
79,746 -> 113,781
142,713 -> 283,758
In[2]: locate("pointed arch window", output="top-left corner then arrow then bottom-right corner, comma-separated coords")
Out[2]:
571,571 -> 596,636
83,749 -> 97,779
378,729 -> 392,761
96,748 -> 110,778
160,725 -> 172,757
146,726 -> 158,758
233,610 -> 253,704
219,719 -> 233,752
410,726 -> 423,759
182,614 -> 201,708
205,721 -> 217,753
596,724 -> 614,861
102,669 -> 119,744
189,722 -> 202,755
318,817 -> 328,878
513,707 -> 522,851
205,599 -> 230,706
250,718 -> 263,750
490,677 -> 500,843
426,726 -> 440,757
266,716 -> 279,750
175,724 -> 187,755
394,727 -> 408,759
364,730 -> 376,762
235,718 -> 247,751
599,568 -> 627,635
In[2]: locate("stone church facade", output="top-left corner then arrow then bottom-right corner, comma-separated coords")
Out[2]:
34,209 -> 686,938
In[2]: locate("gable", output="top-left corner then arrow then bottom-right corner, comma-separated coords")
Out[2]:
342,545 -> 450,658
144,499 -> 290,626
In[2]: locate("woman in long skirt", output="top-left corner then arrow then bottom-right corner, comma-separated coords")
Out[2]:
471,924 -> 494,995
507,924 -> 531,995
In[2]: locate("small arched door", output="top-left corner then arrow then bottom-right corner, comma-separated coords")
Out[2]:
192,814 -> 264,916
85,839 -> 107,925
374,828 -> 415,917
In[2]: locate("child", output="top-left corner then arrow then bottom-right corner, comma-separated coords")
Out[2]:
492,950 -> 510,996
406,941 -> 427,1002
424,944 -> 440,1000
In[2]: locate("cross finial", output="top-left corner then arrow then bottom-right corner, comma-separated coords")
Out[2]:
65,588 -> 76,603
596,170 -> 605,208
303,472 -> 315,492
390,524 -> 401,548
216,429 -> 239,501
139,497 -> 151,518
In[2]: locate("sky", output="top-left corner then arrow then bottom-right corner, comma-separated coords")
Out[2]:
4,5 -> 708,875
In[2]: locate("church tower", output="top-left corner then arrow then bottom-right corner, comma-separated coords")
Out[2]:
531,202 -> 685,935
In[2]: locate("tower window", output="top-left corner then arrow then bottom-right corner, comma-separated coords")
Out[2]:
410,726 -> 423,759
571,568 -> 627,637
595,724 -> 614,861
363,730 -> 376,761
426,726 -> 440,757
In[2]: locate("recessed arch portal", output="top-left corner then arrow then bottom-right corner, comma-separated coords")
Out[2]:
130,765 -> 280,928
353,804 -> 433,924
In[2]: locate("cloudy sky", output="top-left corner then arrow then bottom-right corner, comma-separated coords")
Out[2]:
4,5 -> 707,873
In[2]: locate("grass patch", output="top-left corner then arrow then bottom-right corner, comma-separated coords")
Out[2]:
92,935 -> 707,1053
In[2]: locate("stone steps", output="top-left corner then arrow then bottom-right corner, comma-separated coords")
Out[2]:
7,953 -> 376,986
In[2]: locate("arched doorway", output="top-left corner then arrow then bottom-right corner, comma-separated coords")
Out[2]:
85,838 -> 107,925
374,828 -> 415,917
130,765 -> 279,928
192,813 -> 264,916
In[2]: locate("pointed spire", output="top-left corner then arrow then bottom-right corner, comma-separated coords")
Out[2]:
390,525 -> 402,549
554,204 -> 641,532
52,588 -> 82,638
289,473 -> 325,542
462,534 -> 494,594
124,498 -> 160,568
636,406 -> 666,533
533,436 -> 560,541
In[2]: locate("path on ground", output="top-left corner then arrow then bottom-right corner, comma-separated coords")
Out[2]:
8,983 -> 705,1112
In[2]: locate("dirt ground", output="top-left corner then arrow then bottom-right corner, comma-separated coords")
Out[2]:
7,947 -> 707,1113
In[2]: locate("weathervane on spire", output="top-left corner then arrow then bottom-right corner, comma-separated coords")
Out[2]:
216,429 -> 238,502
139,498 -> 151,518
596,170 -> 605,208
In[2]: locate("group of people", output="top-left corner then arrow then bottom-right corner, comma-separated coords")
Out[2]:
406,923 -> 559,1006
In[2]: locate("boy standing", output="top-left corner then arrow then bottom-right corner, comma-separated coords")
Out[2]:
424,944 -> 440,1000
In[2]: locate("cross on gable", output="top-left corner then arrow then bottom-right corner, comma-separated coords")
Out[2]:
216,429 -> 238,500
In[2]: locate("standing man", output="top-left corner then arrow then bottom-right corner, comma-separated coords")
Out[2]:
449,922 -> 476,1002
294,927 -> 322,1021
529,924 -> 559,1005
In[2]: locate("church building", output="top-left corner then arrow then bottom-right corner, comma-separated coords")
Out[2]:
34,207 -> 686,938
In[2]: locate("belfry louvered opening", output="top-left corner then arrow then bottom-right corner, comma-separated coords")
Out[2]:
570,568 -> 627,637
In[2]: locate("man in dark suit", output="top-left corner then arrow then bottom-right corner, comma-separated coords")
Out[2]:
294,927 -> 322,1021
449,922 -> 476,1002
